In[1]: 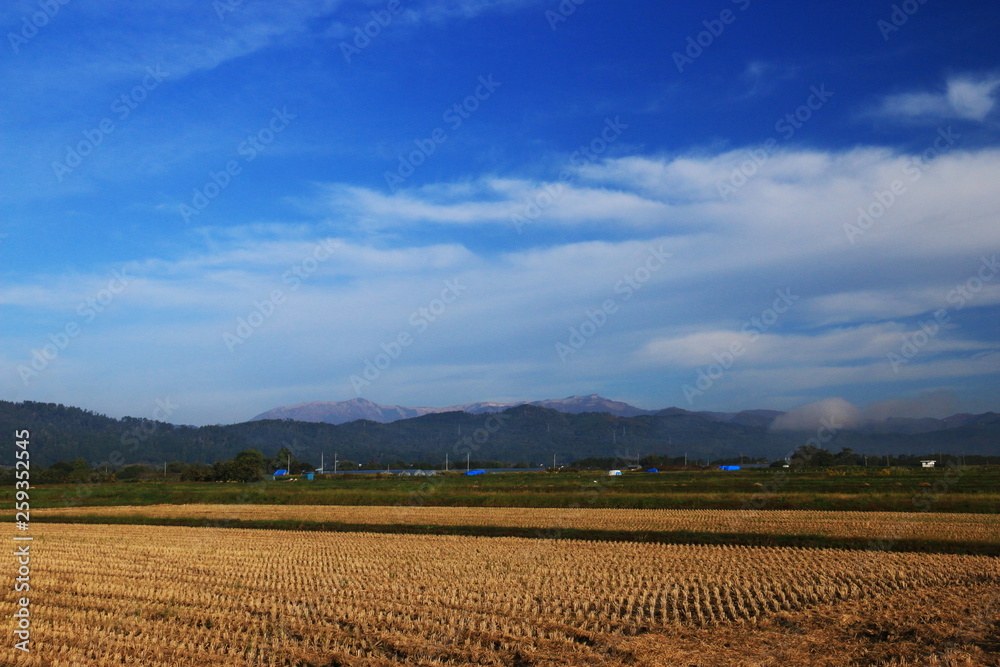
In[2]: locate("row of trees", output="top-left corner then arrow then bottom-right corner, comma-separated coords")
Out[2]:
783,446 -> 998,467
10,449 -> 285,485
174,448 -> 315,482
9,447 -> 1000,486
7,448 -> 532,485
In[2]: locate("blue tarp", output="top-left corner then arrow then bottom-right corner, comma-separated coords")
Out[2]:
465,470 -> 487,475
717,465 -> 741,471
273,469 -> 289,476
647,468 -> 659,473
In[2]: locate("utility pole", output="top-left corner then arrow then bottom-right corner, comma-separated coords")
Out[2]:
445,452 -> 449,472
466,452 -> 470,472
334,452 -> 338,475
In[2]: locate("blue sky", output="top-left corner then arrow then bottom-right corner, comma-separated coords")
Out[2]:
2,0 -> 999,426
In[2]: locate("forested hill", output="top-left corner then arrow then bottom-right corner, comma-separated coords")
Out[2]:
0,400 -> 234,467
2,400 -> 998,468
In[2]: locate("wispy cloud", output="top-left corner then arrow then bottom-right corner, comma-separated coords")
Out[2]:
873,73 -> 1000,122
0,1 -> 342,93
324,0 -> 545,40
640,324 -> 995,370
322,147 -> 1000,272
738,60 -> 799,99
401,0 -> 545,22
324,179 -> 673,229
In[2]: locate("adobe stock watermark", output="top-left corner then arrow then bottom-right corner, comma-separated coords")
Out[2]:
396,411 -> 511,520
723,413 -> 844,535
7,0 -> 71,54
845,126 -> 959,244
716,84 -> 834,201
682,288 -> 799,404
510,116 -> 629,234
545,0 -> 586,30
57,397 -> 178,510
51,66 -> 168,182
13,428 -> 31,653
556,246 -> 672,362
181,107 -> 295,224
384,75 -> 501,192
733,414 -> 842,514
862,459 -> 969,556
911,460 -> 969,513
350,278 -> 468,394
888,255 -> 998,372
224,238 -> 338,352
340,0 -> 405,63
117,397 -> 180,463
533,445 -> 641,548
672,0 -> 751,73
16,267 -> 134,385
877,0 -> 930,41
734,448 -> 795,514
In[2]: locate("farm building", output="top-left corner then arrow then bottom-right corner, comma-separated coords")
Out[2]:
607,470 -> 622,476
921,460 -> 937,468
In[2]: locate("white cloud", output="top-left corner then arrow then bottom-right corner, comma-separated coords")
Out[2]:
325,0 -> 544,41
1,1 -> 344,91
326,147 -> 1000,281
874,73 -> 1000,122
4,142 -> 1000,423
640,324 -> 994,369
325,179 -> 673,229
806,284 -> 1000,326
728,353 -> 1000,397
771,398 -> 862,431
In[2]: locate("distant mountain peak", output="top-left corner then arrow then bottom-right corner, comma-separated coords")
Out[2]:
251,394 -> 653,425
251,399 -> 438,425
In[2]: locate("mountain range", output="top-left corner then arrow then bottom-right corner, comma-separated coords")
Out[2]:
3,397 -> 997,468
251,395 -> 995,435
250,395 -> 652,424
